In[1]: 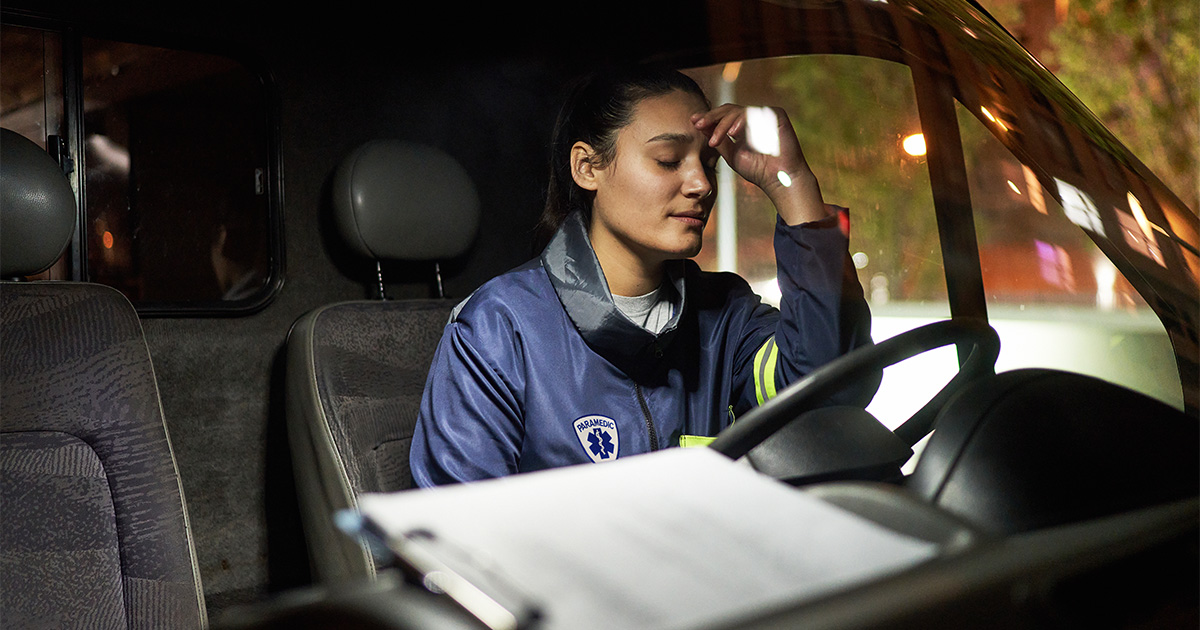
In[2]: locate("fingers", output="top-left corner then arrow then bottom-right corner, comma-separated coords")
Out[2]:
694,104 -> 793,155
692,104 -> 747,148
691,103 -> 813,196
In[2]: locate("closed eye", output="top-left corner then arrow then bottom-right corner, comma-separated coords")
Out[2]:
657,160 -> 682,170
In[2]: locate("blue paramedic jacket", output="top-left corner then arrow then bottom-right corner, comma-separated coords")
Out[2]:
410,209 -> 876,487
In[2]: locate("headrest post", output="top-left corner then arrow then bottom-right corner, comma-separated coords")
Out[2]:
375,260 -> 388,301
434,263 -> 445,299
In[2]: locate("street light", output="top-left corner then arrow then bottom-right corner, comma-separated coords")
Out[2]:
902,133 -> 926,156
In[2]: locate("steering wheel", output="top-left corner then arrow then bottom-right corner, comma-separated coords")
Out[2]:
709,319 -> 1001,461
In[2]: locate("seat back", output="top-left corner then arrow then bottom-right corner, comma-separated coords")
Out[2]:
287,141 -> 479,581
0,128 -> 206,628
908,368 -> 1198,535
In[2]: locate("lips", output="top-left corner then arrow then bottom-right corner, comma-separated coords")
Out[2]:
670,210 -> 708,228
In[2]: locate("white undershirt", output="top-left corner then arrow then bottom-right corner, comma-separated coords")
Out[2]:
612,285 -> 674,335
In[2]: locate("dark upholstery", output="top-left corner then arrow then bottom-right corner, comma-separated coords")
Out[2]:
1,128 -> 205,628
287,300 -> 457,580
0,129 -> 75,277
287,140 -> 479,581
1,284 -> 207,628
908,368 -> 1199,535
746,407 -> 913,485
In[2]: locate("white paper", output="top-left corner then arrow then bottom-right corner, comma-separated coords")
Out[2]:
356,448 -> 937,630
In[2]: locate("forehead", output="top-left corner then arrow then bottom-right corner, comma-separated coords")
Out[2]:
622,91 -> 709,145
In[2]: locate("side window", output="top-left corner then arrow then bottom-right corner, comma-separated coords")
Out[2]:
0,25 -> 63,152
0,23 -> 280,313
957,102 -> 1184,408
686,56 -> 955,429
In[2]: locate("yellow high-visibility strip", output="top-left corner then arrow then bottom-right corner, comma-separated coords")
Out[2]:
679,406 -> 737,448
679,435 -> 718,448
753,335 -> 779,405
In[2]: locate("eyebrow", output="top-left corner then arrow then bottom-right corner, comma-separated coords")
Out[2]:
645,132 -> 694,145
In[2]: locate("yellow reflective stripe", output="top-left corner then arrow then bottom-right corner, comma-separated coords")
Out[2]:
679,435 -> 717,448
680,407 -> 735,448
753,335 -> 779,405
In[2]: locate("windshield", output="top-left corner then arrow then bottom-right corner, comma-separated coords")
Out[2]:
677,0 -> 1198,414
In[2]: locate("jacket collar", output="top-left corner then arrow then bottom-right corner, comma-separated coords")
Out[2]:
540,211 -> 686,374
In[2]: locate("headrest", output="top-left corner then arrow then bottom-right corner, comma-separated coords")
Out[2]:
1,129 -> 77,277
332,141 -> 480,262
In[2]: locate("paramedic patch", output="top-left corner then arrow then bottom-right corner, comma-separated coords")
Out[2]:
573,415 -> 619,463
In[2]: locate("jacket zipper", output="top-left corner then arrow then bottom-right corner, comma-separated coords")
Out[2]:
634,384 -> 659,452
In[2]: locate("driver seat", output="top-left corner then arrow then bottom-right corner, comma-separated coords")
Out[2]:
907,368 -> 1198,535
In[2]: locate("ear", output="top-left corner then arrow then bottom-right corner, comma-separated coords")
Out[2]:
570,141 -> 601,191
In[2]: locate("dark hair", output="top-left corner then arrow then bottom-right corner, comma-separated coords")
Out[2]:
534,64 -> 709,250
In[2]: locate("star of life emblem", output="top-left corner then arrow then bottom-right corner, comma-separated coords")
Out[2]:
573,415 -> 619,463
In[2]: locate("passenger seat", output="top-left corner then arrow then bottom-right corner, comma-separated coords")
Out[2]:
0,128 -> 207,628
285,140 -> 479,582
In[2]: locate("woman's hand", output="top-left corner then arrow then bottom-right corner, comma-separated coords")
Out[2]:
692,104 -> 830,225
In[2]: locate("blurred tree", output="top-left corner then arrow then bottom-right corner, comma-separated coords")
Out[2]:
775,56 -> 946,302
995,0 -> 1199,211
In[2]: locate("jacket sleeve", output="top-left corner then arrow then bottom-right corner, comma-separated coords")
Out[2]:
409,316 -> 525,487
731,207 -> 879,413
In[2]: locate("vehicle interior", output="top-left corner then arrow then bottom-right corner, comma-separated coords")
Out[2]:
1,0 -> 1197,628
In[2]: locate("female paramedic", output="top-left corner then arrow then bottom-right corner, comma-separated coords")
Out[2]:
410,64 -> 878,486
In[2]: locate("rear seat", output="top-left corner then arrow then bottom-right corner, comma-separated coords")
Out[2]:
1,128 -> 207,628
285,140 -> 479,582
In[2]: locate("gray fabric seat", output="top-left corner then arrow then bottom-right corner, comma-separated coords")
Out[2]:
0,128 -> 207,628
286,141 -> 479,582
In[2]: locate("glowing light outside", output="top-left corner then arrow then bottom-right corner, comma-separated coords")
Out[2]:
1035,240 -> 1075,290
1127,192 -> 1158,244
981,106 -> 1007,131
1056,178 -> 1105,237
751,278 -> 782,306
852,252 -> 870,269
102,231 -> 114,249
715,72 -> 738,273
745,106 -> 781,156
721,62 -> 742,83
87,135 -> 131,173
901,133 -> 926,156
1023,165 -> 1048,214
1094,256 -> 1117,310
1124,192 -> 1165,266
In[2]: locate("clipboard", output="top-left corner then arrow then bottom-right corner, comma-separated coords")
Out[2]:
341,448 -> 938,630
338,511 -> 542,630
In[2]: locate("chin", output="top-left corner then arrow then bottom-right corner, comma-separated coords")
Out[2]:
671,240 -> 704,260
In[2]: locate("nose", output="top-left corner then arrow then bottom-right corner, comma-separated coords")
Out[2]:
683,162 -> 714,200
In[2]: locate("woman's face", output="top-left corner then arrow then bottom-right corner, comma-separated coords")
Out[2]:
579,90 -> 719,273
